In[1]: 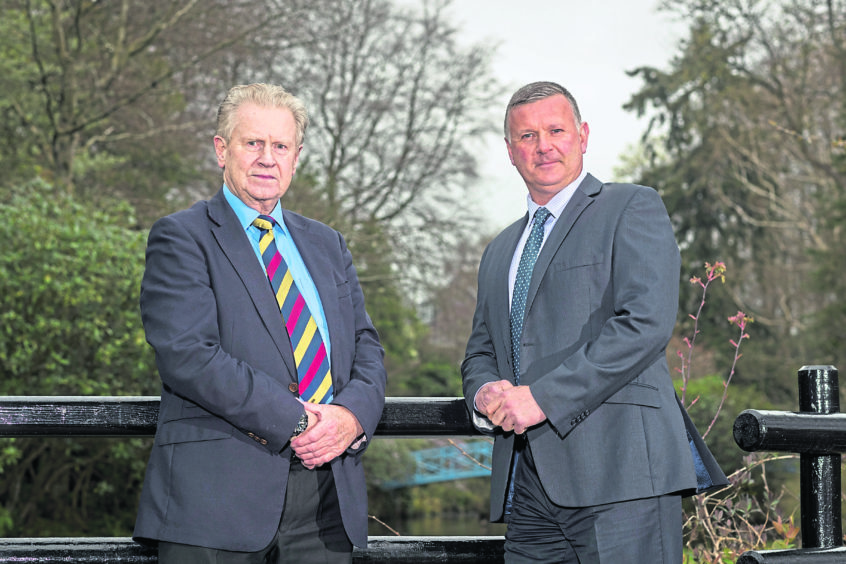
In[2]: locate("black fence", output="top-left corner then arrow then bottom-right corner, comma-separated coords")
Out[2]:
734,365 -> 846,563
0,397 -> 504,563
3,365 -> 846,563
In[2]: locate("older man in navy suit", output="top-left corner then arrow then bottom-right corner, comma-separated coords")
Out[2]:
134,83 -> 386,564
462,81 -> 725,563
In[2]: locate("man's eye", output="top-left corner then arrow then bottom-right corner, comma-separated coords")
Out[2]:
246,141 -> 260,150
273,144 -> 288,153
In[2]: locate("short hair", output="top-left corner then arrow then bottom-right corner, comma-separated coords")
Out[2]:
504,81 -> 582,139
215,83 -> 309,146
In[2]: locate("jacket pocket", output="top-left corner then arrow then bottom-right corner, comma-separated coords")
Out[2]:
155,416 -> 234,445
605,382 -> 660,408
552,251 -> 604,271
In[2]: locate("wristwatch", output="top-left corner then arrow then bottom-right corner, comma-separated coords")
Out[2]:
293,412 -> 309,437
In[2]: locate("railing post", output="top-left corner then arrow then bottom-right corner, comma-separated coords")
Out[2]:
797,365 -> 842,549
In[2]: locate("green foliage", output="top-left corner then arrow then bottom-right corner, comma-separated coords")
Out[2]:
0,7 -> 42,185
0,180 -> 156,396
0,179 -> 155,536
388,360 -> 463,397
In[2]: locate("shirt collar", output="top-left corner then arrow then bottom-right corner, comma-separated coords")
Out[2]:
222,184 -> 285,231
525,169 -> 587,221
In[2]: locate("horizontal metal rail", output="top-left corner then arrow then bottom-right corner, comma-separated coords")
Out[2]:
737,546 -> 846,563
733,410 -> 846,454
0,396 -> 481,438
0,536 -> 505,563
0,396 -> 498,562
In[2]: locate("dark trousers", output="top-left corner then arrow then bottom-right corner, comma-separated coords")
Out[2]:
158,462 -> 352,564
504,443 -> 683,564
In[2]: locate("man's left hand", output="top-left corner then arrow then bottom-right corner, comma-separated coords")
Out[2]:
290,403 -> 363,469
487,385 -> 547,435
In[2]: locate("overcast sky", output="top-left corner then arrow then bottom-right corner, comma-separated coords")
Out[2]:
446,1 -> 686,230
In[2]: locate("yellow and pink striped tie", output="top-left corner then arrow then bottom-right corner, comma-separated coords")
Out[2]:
252,215 -> 333,404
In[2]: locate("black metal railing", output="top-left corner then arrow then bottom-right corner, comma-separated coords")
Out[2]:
734,365 -> 846,563
6,364 -> 843,564
0,396 -> 503,563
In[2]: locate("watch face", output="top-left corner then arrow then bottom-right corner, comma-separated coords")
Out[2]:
295,413 -> 308,435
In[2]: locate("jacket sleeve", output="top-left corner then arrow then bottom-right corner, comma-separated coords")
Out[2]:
461,244 -> 506,434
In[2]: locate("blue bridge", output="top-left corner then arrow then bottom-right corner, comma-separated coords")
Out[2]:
380,439 -> 493,489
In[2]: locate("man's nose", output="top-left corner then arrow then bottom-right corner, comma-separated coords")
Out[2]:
536,133 -> 552,153
258,144 -> 275,165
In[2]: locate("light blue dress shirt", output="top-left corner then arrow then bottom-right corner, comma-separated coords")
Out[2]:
223,185 -> 331,359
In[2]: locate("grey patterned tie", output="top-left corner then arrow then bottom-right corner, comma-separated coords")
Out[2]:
510,207 -> 552,383
505,206 -> 551,516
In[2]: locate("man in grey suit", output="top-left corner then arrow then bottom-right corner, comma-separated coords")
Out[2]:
134,83 -> 387,563
462,81 -> 725,563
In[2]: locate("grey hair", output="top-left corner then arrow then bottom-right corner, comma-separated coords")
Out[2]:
504,81 -> 582,139
215,83 -> 309,146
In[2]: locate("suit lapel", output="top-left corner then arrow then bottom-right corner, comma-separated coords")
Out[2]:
207,191 -> 297,378
524,175 -> 602,321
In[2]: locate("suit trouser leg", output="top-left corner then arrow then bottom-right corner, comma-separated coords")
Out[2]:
158,462 -> 352,564
273,462 -> 352,563
504,443 -> 683,564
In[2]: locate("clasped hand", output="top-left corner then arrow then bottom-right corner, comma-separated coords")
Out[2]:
476,380 -> 546,435
290,402 -> 363,469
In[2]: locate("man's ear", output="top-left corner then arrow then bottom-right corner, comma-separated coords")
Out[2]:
213,136 -> 227,168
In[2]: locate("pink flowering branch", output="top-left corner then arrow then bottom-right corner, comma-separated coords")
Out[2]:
704,311 -> 753,438
678,261 -> 726,405
675,261 -> 753,439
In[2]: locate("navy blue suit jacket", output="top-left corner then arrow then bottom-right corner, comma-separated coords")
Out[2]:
134,189 -> 386,550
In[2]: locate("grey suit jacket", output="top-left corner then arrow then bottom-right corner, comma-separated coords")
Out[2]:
134,189 -> 386,550
463,175 -> 725,522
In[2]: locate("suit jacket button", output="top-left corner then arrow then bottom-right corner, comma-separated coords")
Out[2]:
288,383 -> 298,393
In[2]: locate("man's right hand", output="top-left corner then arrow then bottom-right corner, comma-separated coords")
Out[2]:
475,380 -> 514,418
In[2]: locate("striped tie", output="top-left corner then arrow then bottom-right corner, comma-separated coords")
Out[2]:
252,215 -> 333,404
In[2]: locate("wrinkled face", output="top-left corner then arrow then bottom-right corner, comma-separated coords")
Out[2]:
505,94 -> 589,205
213,103 -> 302,215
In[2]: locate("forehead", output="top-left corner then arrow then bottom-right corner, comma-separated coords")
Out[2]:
508,95 -> 576,130
232,103 -> 297,139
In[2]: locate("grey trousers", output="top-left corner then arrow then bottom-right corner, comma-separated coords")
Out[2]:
504,444 -> 683,563
158,462 -> 352,564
